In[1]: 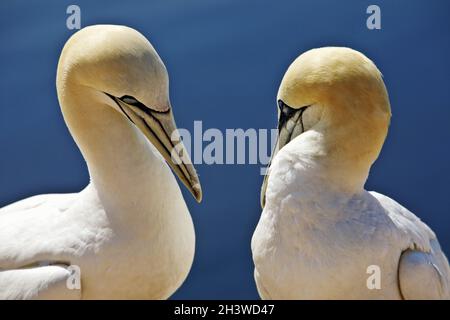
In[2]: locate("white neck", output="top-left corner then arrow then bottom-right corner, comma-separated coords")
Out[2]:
59,85 -> 175,226
277,129 -> 372,197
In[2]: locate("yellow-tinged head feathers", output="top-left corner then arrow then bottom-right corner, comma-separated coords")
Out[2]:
57,24 -> 169,112
262,47 -> 393,202
278,47 -> 391,116
277,47 -> 391,160
56,25 -> 202,202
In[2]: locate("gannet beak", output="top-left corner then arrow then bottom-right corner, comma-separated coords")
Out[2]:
106,94 -> 202,203
261,100 -> 308,208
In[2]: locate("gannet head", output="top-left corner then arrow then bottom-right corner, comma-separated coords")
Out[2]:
57,25 -> 202,202
261,47 -> 391,207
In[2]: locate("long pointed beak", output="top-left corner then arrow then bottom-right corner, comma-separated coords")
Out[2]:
260,104 -> 307,208
110,95 -> 202,202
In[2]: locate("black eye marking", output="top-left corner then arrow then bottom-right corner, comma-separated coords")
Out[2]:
104,92 -> 171,126
118,95 -> 170,115
120,95 -> 139,105
278,99 -> 284,109
277,99 -> 309,132
104,92 -> 136,124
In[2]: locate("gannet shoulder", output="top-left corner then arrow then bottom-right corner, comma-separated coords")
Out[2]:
0,186 -> 111,271
370,191 -> 435,253
371,192 -> 450,299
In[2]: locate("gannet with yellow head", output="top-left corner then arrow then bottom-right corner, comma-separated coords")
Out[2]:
252,47 -> 450,299
0,25 -> 201,299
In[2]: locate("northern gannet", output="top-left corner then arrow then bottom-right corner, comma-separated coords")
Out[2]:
0,25 -> 202,299
252,47 -> 450,299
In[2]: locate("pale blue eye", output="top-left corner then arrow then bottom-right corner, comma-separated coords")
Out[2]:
121,96 -> 139,105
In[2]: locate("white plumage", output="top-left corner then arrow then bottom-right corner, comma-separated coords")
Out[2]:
0,25 -> 202,299
252,47 -> 450,299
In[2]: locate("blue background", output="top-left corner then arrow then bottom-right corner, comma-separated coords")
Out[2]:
1,0 -> 449,299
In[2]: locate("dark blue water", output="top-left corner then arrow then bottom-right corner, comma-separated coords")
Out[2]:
1,0 -> 449,299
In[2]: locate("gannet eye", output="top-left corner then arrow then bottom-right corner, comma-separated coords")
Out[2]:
277,99 -> 310,133
120,95 -> 140,106
278,99 -> 284,110
116,94 -> 170,115
278,99 -> 296,117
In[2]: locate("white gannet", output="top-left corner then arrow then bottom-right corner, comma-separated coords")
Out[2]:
252,47 -> 450,299
0,25 -> 202,299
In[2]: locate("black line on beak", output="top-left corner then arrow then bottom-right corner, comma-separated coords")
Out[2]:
119,95 -> 170,115
104,92 -> 136,125
104,92 -> 194,192
138,114 -> 195,196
